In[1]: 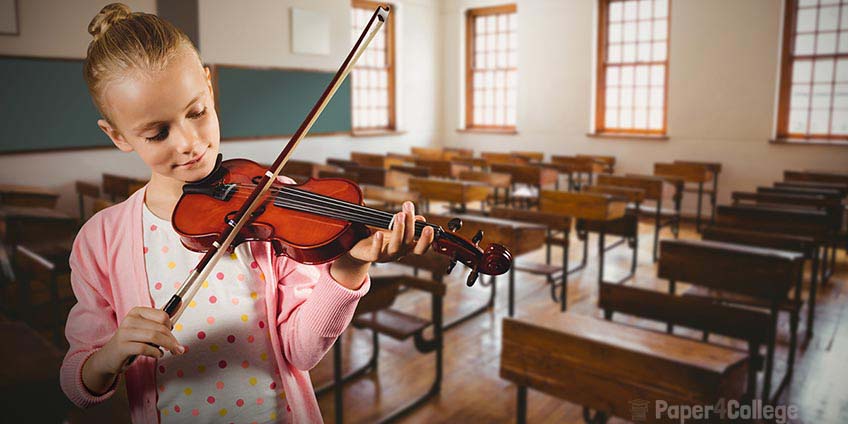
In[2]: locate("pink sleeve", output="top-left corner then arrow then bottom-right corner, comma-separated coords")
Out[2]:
59,217 -> 121,408
273,258 -> 370,371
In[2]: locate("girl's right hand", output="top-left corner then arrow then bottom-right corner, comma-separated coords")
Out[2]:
83,307 -> 185,395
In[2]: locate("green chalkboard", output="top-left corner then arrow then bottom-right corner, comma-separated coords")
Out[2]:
214,65 -> 352,140
0,56 -> 110,154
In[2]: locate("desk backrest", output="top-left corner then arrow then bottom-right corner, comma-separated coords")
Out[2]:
597,174 -> 664,200
658,239 -> 802,301
716,204 -> 832,240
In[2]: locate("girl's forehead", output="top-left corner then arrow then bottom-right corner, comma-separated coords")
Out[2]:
102,51 -> 208,130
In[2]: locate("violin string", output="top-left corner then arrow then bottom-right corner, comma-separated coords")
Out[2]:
221,182 -> 421,226
269,197 -> 428,235
210,182 -> 431,232
217,183 -> 401,223
214,183 -> 441,232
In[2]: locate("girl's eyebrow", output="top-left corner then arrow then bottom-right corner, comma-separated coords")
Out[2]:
133,91 -> 206,132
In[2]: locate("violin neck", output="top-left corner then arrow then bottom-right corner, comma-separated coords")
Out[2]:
271,187 -> 439,237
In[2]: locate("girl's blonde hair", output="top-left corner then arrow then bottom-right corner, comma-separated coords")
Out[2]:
83,3 -> 201,120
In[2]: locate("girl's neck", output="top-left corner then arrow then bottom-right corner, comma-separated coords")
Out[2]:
144,172 -> 185,222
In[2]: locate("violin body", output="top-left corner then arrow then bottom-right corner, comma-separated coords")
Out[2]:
173,158 -> 372,264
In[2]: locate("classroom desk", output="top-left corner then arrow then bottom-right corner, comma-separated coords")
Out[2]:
427,214 -> 546,320
408,178 -> 492,213
0,185 -> 60,209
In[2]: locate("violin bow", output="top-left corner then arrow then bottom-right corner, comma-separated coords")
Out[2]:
163,6 -> 391,325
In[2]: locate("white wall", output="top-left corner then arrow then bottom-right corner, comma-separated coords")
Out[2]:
0,0 -> 441,214
440,0 -> 848,213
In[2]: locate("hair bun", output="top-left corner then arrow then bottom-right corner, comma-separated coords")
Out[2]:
88,3 -> 132,41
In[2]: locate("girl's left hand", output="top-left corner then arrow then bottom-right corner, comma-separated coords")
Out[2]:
331,201 -> 434,288
348,201 -> 434,264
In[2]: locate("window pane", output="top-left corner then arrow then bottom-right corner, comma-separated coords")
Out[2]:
607,87 -> 620,107
609,23 -> 623,43
605,108 -> 619,128
819,6 -> 839,31
809,109 -> 829,133
789,109 -> 809,133
796,8 -> 817,32
623,22 -> 637,42
654,0 -> 668,18
794,60 -> 813,82
651,65 -> 665,85
837,59 -> 848,81
833,83 -> 848,108
649,108 -> 663,129
791,85 -> 811,109
812,83 -> 832,108
609,2 -> 623,22
623,43 -> 636,62
607,67 -> 620,86
635,65 -> 649,86
795,34 -> 815,54
624,1 -> 637,20
638,21 -> 651,41
638,43 -> 651,61
608,44 -> 622,61
634,109 -> 647,128
653,20 -> 667,40
652,42 -> 667,61
832,109 -> 848,133
814,59 -> 835,82
817,32 -> 838,54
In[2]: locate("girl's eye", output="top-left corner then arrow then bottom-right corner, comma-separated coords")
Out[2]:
189,107 -> 208,119
146,127 -> 169,142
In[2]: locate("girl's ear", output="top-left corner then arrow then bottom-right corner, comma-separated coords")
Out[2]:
98,119 -> 134,152
205,66 -> 214,96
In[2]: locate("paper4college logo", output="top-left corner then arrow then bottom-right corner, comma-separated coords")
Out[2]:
630,399 -> 651,421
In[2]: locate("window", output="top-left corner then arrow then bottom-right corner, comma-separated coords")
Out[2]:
777,0 -> 848,142
465,4 -> 518,130
351,0 -> 395,131
596,0 -> 669,135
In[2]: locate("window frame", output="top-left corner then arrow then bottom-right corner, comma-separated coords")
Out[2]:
351,0 -> 397,133
464,4 -> 518,132
775,0 -> 848,144
594,0 -> 670,137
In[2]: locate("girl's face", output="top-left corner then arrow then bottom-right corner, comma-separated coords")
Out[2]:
97,48 -> 220,183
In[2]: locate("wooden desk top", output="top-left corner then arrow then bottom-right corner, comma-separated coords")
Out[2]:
0,185 -> 60,208
654,163 -> 714,184
501,314 -> 749,415
427,213 -> 546,257
451,157 -> 489,169
0,205 -> 74,221
674,160 -> 722,173
547,156 -> 606,174
490,163 -> 558,187
539,191 -> 627,221
408,178 -> 492,203
458,171 -> 512,188
586,185 -> 645,204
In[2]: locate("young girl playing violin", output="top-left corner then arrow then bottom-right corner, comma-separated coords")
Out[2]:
60,4 -> 434,423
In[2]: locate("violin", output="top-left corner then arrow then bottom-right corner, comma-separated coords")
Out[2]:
173,156 -> 512,283
155,6 -> 511,327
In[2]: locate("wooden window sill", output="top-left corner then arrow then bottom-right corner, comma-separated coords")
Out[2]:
351,129 -> 405,137
587,132 -> 669,141
770,138 -> 848,147
457,128 -> 518,135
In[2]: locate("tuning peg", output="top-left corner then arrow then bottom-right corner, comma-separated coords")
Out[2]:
466,269 -> 480,287
446,259 -> 457,274
448,218 -> 463,232
472,230 -> 484,245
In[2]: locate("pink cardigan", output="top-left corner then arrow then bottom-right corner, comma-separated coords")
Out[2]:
60,187 -> 370,423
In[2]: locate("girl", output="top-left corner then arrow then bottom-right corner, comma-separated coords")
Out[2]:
60,3 -> 434,423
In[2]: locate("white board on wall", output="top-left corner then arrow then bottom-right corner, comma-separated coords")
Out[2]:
290,8 -> 330,56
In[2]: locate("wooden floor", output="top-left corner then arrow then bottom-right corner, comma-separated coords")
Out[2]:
311,220 -> 848,424
63,217 -> 847,423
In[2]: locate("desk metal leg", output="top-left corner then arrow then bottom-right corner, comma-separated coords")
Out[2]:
807,249 -> 820,343
696,182 -> 704,232
561,239 -> 569,312
597,229 -> 606,286
508,267 -> 516,317
333,339 -> 343,424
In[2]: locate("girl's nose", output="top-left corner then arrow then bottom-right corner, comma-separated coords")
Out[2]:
172,122 -> 201,154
